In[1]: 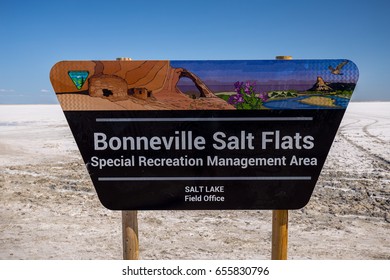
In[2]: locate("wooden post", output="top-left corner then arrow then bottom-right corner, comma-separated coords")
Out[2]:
271,55 -> 292,260
122,211 -> 139,260
271,210 -> 288,259
116,57 -> 139,260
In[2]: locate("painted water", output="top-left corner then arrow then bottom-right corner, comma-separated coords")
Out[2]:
263,95 -> 350,109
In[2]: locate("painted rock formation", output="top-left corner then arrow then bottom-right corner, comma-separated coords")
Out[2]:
309,76 -> 333,92
50,61 -> 234,111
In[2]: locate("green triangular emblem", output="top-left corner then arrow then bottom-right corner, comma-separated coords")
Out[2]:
68,71 -> 89,90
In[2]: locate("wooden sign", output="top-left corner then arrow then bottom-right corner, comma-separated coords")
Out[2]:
50,59 -> 359,210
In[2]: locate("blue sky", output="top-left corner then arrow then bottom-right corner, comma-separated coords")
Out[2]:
1,0 -> 389,103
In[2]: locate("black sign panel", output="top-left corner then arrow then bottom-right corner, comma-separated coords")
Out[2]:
50,59 -> 359,210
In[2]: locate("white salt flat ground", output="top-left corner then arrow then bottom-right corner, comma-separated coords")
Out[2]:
0,105 -> 77,166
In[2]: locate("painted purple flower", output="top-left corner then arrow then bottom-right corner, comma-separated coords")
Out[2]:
228,93 -> 244,105
259,92 -> 269,102
229,81 -> 265,109
234,81 -> 243,93
244,82 -> 251,94
244,81 -> 256,94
